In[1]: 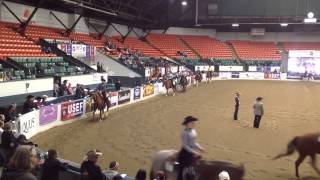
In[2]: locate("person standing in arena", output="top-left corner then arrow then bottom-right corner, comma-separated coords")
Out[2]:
177,116 -> 205,180
234,92 -> 240,120
253,97 -> 264,128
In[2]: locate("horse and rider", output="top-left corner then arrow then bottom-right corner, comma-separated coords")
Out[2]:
91,78 -> 111,121
194,71 -> 202,86
150,116 -> 245,180
163,74 -> 189,96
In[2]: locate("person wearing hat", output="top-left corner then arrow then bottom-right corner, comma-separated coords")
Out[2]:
80,149 -> 106,180
104,161 -> 120,180
253,97 -> 264,128
234,92 -> 240,120
22,95 -> 37,114
177,116 -> 205,180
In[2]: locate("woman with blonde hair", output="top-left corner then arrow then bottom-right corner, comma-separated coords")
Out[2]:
1,146 -> 38,180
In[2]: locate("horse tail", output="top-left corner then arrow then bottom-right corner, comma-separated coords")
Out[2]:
273,136 -> 299,160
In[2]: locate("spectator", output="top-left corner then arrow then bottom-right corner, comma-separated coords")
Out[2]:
53,80 -> 60,97
104,161 -> 119,180
80,149 -> 106,180
0,120 -> 4,144
22,95 -> 37,114
59,80 -> 68,96
42,95 -> 49,106
40,149 -> 67,180
4,104 -> 17,123
218,171 -> 230,180
113,175 -> 123,180
1,123 -> 18,157
75,84 -> 86,100
1,146 -> 38,180
115,80 -> 121,91
35,97 -> 44,108
97,62 -> 101,72
0,114 -> 5,122
135,169 -> 146,180
67,83 -> 73,95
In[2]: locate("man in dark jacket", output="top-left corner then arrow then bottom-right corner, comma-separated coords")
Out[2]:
234,92 -> 240,120
75,84 -> 86,100
80,150 -> 106,180
59,80 -> 68,96
22,95 -> 37,114
4,104 -> 17,123
41,149 -> 67,180
115,80 -> 121,91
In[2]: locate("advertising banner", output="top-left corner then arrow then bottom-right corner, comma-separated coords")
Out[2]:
39,105 -> 58,125
118,90 -> 131,105
133,87 -> 141,100
171,66 -> 178,73
264,73 -> 280,79
219,66 -> 244,72
143,84 -> 154,97
61,100 -> 84,121
108,91 -> 118,107
231,72 -> 240,78
18,111 -> 39,139
239,72 -> 264,79
219,72 -> 232,79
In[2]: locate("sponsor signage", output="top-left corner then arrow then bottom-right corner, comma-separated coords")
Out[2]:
143,84 -> 154,97
39,105 -> 58,125
231,72 -> 240,78
239,72 -> 264,79
118,90 -> 131,105
133,87 -> 141,100
61,100 -> 84,121
19,111 -> 39,139
219,66 -> 244,72
264,73 -> 280,79
108,91 -> 118,107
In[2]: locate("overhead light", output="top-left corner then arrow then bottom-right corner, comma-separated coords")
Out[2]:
181,1 -> 187,6
307,12 -> 315,19
280,23 -> 288,27
232,24 -> 239,27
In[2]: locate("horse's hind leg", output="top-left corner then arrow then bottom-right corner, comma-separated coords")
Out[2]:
295,154 -> 306,177
310,154 -> 320,175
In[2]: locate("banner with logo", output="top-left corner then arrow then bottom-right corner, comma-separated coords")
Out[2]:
108,91 -> 118,107
118,90 -> 131,105
19,111 -> 39,139
61,100 -> 84,121
133,87 -> 141,100
39,105 -> 58,126
231,72 -> 240,78
219,72 -> 232,79
264,72 -> 280,79
239,72 -> 264,79
143,84 -> 154,97
219,66 -> 243,72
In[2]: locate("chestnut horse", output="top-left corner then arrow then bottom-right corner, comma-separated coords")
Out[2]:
150,150 -> 245,180
195,72 -> 202,86
91,91 -> 111,121
205,71 -> 213,84
273,132 -> 320,177
163,78 -> 176,96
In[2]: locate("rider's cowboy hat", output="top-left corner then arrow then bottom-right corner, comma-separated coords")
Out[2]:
256,96 -> 263,101
182,116 -> 198,125
84,149 -> 103,160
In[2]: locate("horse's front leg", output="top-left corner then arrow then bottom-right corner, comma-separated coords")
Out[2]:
92,109 -> 95,121
99,110 -> 103,122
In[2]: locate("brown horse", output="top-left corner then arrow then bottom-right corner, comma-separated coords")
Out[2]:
163,79 -> 176,96
195,72 -> 202,86
90,91 -> 111,121
150,150 -> 245,180
273,133 -> 320,177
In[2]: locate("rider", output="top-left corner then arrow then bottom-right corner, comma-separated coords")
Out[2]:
96,78 -> 109,105
177,116 -> 205,180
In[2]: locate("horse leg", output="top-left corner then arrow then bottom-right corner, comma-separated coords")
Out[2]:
295,154 -> 306,177
92,109 -> 95,121
99,110 -> 102,122
173,87 -> 176,96
310,154 -> 320,175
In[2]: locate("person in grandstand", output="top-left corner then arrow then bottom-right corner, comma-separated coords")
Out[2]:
40,149 -> 68,180
80,149 -> 106,180
177,116 -> 205,180
1,123 -> 18,155
4,104 -> 17,123
115,79 -> 122,91
22,95 -> 37,114
104,161 -> 120,180
135,169 -> 147,180
234,92 -> 240,120
59,80 -> 68,96
253,97 -> 264,128
53,80 -> 60,97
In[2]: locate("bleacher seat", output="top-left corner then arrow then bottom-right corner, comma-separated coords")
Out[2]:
146,34 -> 197,58
180,35 -> 234,60
229,40 -> 281,61
283,42 -> 320,51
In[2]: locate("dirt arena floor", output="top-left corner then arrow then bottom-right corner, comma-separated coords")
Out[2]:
32,80 -> 320,180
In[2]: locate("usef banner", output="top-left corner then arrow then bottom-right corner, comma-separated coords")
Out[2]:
133,87 -> 141,100
61,100 -> 84,121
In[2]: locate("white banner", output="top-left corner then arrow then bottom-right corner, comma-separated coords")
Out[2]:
195,66 -> 209,71
248,66 -> 257,72
171,66 -> 178,73
239,72 -> 264,79
219,66 -> 244,72
219,72 -> 232,79
289,50 -> 320,58
18,110 -> 39,139
145,68 -> 151,77
72,44 -> 87,57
